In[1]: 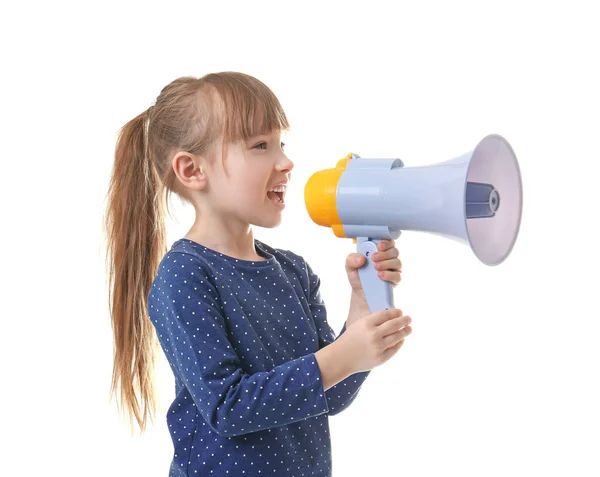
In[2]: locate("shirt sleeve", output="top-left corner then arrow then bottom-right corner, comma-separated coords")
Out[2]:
303,258 -> 371,416
148,252 -> 330,437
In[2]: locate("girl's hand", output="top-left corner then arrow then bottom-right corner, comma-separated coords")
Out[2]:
337,307 -> 412,374
345,239 -> 402,327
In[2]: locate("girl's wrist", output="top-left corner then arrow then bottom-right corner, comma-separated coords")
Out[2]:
346,314 -> 360,328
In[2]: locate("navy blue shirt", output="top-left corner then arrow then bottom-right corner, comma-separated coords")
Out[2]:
148,238 -> 371,476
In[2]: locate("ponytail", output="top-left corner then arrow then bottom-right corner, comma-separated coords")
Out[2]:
103,107 -> 167,432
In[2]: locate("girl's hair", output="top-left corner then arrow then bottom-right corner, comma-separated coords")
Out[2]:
102,72 -> 290,432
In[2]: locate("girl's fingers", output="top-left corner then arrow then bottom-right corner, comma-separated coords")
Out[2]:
378,239 -> 396,251
377,270 -> 401,286
374,258 -> 402,271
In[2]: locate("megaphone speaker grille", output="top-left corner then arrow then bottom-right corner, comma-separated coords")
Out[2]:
466,134 -> 523,265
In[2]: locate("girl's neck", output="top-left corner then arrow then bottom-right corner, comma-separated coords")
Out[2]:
183,232 -> 266,261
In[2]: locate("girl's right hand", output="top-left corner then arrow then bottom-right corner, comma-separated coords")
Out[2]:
339,308 -> 412,374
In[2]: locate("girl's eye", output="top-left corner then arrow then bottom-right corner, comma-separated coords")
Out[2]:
254,142 -> 286,150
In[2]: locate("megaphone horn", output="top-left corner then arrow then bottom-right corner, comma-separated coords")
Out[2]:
304,134 -> 523,314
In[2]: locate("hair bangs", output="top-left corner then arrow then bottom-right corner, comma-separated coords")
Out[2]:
203,73 -> 290,145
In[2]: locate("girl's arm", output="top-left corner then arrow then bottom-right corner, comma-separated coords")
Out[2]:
302,258 -> 372,415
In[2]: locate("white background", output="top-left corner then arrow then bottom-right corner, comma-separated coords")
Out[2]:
2,1 -> 599,475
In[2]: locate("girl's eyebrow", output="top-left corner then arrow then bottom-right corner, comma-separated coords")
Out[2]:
249,131 -> 281,141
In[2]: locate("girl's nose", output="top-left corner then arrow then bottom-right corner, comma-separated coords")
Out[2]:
279,153 -> 294,172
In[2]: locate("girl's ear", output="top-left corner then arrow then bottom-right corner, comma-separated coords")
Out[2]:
172,152 -> 208,191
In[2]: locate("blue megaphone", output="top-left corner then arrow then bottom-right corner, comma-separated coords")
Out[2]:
304,134 -> 523,313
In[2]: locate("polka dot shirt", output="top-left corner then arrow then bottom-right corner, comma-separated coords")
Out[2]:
147,238 -> 371,476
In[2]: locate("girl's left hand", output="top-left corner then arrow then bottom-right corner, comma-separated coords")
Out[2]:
345,239 -> 402,326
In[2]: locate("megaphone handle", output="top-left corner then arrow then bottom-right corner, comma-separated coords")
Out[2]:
356,238 -> 395,314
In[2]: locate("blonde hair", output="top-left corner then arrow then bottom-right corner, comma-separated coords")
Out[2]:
102,72 -> 290,432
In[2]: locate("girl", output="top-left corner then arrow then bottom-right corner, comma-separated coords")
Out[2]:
103,71 -> 412,476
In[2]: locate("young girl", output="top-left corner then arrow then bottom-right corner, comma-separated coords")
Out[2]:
103,71 -> 412,476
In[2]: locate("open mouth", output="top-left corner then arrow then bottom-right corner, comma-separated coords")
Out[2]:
267,190 -> 285,203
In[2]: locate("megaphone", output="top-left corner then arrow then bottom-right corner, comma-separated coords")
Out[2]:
304,134 -> 523,314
